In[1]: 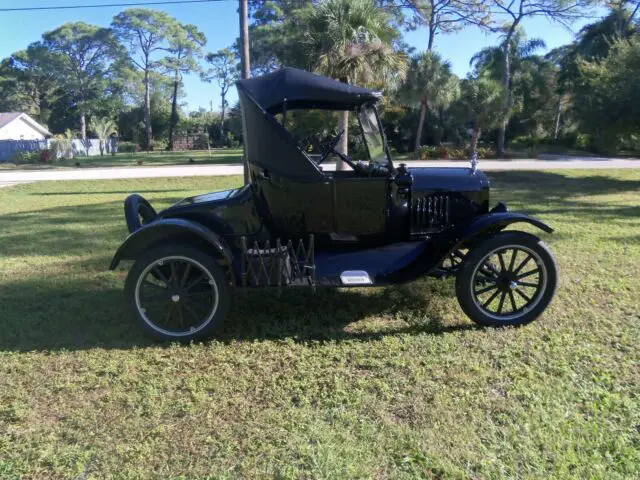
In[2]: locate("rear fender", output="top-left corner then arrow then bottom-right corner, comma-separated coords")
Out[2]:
109,218 -> 233,270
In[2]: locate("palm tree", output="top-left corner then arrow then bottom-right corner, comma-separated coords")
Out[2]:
90,117 -> 118,156
470,29 -> 546,156
304,0 -> 407,169
399,51 -> 456,152
457,77 -> 504,158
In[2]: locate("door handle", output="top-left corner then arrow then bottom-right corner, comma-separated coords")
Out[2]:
259,168 -> 270,179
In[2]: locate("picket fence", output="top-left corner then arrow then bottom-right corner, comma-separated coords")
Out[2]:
0,139 -> 105,161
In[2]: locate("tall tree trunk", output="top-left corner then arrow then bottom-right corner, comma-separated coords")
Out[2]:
99,139 -> 105,156
470,126 -> 481,158
554,100 -> 562,140
220,91 -> 226,137
80,112 -> 87,140
144,69 -> 153,151
168,75 -> 179,151
336,110 -> 349,171
239,0 -> 250,184
436,106 -> 445,145
414,99 -> 428,153
497,22 -> 519,158
427,10 -> 436,51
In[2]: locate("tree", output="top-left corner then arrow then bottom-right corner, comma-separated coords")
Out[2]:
112,9 -> 177,150
90,117 -> 118,155
471,29 -> 546,137
399,51 -> 456,151
1,43 -> 62,126
164,23 -> 206,151
303,0 -> 407,168
405,0 -> 491,50
456,76 -> 504,156
486,0 -> 594,156
204,49 -> 239,137
43,22 -> 124,139
575,35 -> 640,151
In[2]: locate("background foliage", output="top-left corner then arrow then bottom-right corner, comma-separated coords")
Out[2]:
0,0 -> 638,156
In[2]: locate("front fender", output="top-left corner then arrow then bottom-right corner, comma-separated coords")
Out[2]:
461,212 -> 553,243
109,218 -> 233,270
378,211 -> 552,284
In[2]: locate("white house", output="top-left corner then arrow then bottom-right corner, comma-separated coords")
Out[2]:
0,112 -> 52,140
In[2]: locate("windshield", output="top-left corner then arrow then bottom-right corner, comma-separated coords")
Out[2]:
358,105 -> 388,166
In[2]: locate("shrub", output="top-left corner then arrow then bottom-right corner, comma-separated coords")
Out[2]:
9,150 -> 41,164
118,142 -> 140,153
152,138 -> 169,151
50,138 -> 73,160
575,133 -> 592,150
40,149 -> 52,163
469,146 -> 496,159
416,145 -> 438,160
416,145 -> 494,160
509,135 -> 539,149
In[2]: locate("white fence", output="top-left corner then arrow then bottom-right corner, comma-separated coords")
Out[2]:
0,139 -> 104,161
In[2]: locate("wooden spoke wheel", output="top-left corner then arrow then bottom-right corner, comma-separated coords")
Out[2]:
455,231 -> 557,327
125,245 -> 231,341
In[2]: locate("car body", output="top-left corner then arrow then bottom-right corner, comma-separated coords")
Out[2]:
110,68 -> 558,341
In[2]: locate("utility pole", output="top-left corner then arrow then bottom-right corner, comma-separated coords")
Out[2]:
239,0 -> 250,79
239,0 -> 250,183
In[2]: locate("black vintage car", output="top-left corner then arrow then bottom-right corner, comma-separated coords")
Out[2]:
110,68 -> 558,341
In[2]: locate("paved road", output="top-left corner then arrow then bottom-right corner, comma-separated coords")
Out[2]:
1,158 -> 638,186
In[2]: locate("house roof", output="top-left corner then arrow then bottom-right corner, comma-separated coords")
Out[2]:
0,112 -> 52,137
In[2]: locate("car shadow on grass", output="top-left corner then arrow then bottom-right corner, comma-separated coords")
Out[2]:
0,277 -> 474,352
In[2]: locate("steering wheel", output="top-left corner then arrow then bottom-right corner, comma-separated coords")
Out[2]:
317,129 -> 345,164
317,130 -> 387,177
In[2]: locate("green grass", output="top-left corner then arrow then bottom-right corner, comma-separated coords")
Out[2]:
0,149 -> 243,170
0,170 -> 639,479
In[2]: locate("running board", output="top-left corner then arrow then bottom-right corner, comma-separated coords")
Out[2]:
340,270 -> 373,285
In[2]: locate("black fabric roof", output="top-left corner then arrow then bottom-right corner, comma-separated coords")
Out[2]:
236,67 -> 382,114
238,88 -> 323,179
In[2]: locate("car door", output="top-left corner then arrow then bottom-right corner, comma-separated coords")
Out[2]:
251,163 -> 334,238
332,175 -> 389,237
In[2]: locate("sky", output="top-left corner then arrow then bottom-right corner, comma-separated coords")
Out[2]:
0,1 -> 605,112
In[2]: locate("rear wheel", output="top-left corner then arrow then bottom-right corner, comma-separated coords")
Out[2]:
125,245 -> 231,341
455,231 -> 557,327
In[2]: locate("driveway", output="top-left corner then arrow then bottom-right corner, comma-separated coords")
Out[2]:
1,158 -> 638,185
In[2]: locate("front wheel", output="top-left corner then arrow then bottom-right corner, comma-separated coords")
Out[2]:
455,231 -> 557,327
125,245 -> 231,341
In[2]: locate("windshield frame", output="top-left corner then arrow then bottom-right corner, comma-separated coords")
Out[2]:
356,103 -> 393,171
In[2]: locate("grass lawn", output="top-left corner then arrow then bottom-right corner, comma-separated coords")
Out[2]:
0,149 -> 243,170
0,170 -> 638,479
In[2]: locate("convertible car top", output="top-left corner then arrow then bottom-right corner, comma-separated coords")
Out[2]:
236,67 -> 382,114
236,67 -> 386,179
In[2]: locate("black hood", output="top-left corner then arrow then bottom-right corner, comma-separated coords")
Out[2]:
408,167 -> 489,192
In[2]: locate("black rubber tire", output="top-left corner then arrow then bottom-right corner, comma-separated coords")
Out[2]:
125,244 -> 231,342
455,231 -> 558,327
124,194 -> 157,234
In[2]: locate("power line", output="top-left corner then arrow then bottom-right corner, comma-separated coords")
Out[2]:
0,0 -> 229,12
0,0 -> 604,20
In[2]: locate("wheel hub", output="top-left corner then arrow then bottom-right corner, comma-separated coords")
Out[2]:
495,272 -> 519,291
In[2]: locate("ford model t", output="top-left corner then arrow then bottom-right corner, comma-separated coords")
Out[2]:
110,68 -> 558,341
